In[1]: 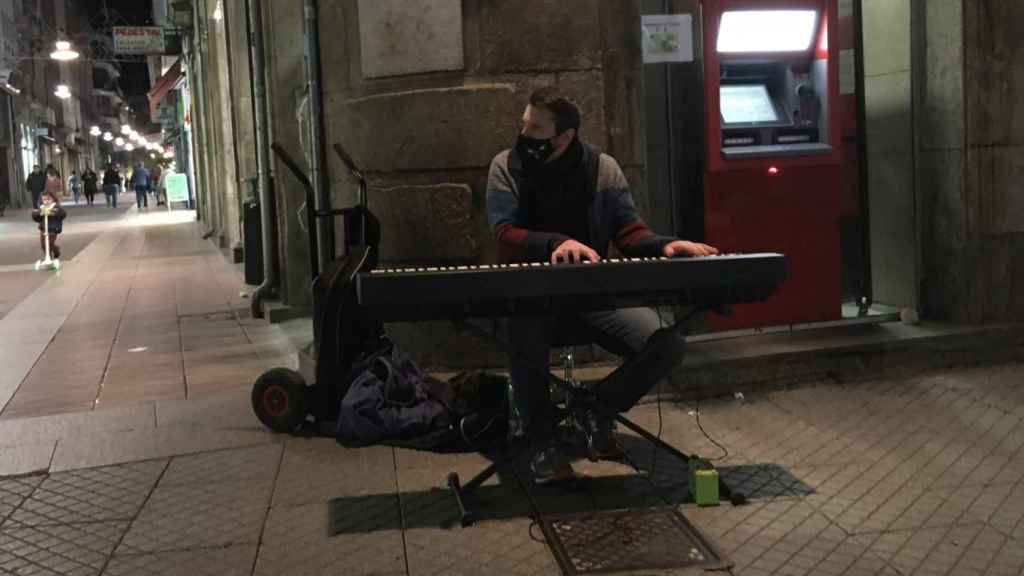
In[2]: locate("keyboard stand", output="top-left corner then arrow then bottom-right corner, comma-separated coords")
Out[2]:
446,309 -> 747,527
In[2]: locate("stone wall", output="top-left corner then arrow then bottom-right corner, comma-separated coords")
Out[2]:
958,0 -> 1024,322
914,0 -> 1024,323
315,1 -> 647,270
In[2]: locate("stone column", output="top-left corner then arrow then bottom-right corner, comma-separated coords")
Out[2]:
902,0 -> 1024,323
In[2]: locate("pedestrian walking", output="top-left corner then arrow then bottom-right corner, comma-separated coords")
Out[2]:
83,168 -> 98,206
103,164 -> 120,208
25,165 -> 45,209
68,170 -> 81,205
131,162 -> 150,209
151,164 -> 163,205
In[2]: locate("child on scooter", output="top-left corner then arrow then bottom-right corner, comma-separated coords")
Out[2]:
31,192 -> 67,259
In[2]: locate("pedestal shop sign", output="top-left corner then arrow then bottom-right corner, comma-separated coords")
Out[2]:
165,173 -> 189,203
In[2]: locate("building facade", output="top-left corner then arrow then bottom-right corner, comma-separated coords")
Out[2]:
175,0 -> 1024,367
0,0 -> 122,208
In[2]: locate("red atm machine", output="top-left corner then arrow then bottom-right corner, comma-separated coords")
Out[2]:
701,0 -> 842,329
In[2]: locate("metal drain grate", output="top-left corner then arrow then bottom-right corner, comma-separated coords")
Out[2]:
539,507 -> 727,574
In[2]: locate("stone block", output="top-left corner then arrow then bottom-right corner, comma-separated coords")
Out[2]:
973,145 -> 1024,235
919,149 -> 966,320
867,147 -> 916,308
861,0 -> 910,77
478,0 -> 602,73
357,0 -> 464,78
965,0 -> 1024,148
353,182 -> 477,262
864,72 -> 912,154
921,0 -> 964,151
324,83 -> 521,174
555,70 -> 609,151
317,1 -> 353,96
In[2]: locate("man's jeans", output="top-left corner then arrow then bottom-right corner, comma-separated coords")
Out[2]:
135,186 -> 148,208
508,307 -> 663,445
31,190 -> 41,210
104,185 -> 117,207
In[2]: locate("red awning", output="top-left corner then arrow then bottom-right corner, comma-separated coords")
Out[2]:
147,58 -> 183,118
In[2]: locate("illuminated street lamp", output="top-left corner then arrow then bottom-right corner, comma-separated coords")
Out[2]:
115,137 -> 125,146
49,39 -> 79,61
103,132 -> 113,141
121,125 -> 131,135
54,84 -> 71,99
89,126 -> 101,136
125,144 -> 135,151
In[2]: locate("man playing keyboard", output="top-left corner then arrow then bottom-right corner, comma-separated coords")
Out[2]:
486,87 -> 718,484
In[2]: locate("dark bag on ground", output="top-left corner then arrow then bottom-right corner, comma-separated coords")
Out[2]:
335,338 -> 508,451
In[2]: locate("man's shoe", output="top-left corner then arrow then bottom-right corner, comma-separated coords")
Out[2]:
580,409 -> 625,461
531,445 -> 576,485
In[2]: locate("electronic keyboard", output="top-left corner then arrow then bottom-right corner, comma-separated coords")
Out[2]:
356,253 -> 786,321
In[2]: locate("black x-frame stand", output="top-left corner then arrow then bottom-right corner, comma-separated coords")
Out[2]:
445,310 -> 748,527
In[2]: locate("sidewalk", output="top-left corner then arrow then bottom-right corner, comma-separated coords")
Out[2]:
0,209 -> 1022,575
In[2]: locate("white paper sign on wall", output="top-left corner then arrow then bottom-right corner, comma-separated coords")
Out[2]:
642,14 -> 694,64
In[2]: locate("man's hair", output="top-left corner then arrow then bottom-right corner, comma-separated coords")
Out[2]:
529,87 -> 581,135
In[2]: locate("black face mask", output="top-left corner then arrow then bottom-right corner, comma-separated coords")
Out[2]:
515,134 -> 556,171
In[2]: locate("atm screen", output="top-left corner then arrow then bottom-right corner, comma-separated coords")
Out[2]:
720,84 -> 778,124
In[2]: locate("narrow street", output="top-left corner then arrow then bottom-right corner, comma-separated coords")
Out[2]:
0,207 -> 1022,575
2,0 -> 1023,574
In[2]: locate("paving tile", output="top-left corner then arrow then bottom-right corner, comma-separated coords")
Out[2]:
0,404 -> 154,445
154,387 -> 262,429
0,441 -> 56,477
255,500 -> 405,576
102,545 -> 258,576
50,426 -> 277,472
10,460 -> 165,526
961,480 -> 1024,541
0,520 -> 128,576
272,438 -> 395,507
854,523 -> 1024,576
160,443 -> 281,487
0,475 -> 44,523
684,500 -> 900,576
397,459 -> 533,530
118,479 -> 272,553
405,518 -> 560,576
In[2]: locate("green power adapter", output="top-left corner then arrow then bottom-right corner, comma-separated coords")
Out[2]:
688,457 -> 720,506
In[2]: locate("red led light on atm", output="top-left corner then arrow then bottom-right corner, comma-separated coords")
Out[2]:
768,166 -> 780,176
